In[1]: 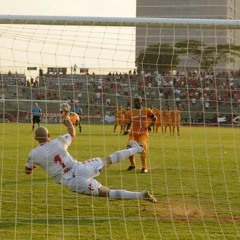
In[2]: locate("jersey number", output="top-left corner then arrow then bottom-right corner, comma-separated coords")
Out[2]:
54,154 -> 70,173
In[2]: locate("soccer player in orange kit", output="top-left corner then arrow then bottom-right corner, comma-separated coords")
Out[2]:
171,106 -> 182,136
125,96 -> 156,173
113,106 -> 125,134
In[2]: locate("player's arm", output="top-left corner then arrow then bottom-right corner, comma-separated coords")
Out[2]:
150,113 -> 157,123
63,114 -> 76,138
25,165 -> 36,174
25,154 -> 36,175
60,103 -> 76,138
148,110 -> 157,127
123,120 -> 132,135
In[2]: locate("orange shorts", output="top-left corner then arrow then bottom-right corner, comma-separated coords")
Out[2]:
128,133 -> 148,153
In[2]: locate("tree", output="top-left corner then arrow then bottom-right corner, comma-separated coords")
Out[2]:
135,43 -> 180,73
136,40 -> 240,73
175,40 -> 240,71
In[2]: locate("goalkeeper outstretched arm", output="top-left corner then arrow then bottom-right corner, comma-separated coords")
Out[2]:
60,103 -> 76,138
62,112 -> 76,138
25,104 -> 75,175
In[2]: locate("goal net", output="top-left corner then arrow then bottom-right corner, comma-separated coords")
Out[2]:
1,15 -> 240,239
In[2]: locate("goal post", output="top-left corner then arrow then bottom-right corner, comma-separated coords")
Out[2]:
1,15 -> 240,239
1,15 -> 240,125
1,15 -> 240,28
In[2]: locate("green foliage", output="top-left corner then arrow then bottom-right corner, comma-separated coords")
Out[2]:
1,123 -> 240,239
175,40 -> 240,71
135,43 -> 180,73
136,40 -> 240,72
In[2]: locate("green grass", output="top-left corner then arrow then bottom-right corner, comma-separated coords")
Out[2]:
1,123 -> 240,239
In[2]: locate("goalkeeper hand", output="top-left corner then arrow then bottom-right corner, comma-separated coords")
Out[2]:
60,102 -> 71,112
60,103 -> 71,119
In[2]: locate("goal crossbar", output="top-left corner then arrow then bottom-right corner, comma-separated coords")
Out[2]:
1,15 -> 240,29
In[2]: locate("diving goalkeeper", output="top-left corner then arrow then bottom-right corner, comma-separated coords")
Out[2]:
25,103 -> 157,203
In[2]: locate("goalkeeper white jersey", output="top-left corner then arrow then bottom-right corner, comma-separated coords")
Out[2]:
26,133 -> 79,183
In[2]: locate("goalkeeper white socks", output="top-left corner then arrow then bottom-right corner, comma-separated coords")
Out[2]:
109,190 -> 143,199
109,148 -> 139,164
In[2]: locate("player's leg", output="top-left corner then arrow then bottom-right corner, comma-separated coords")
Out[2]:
164,125 -> 167,135
78,118 -> 82,133
126,138 -> 141,171
113,122 -> 117,133
104,140 -> 143,168
127,155 -> 136,170
37,117 -> 40,127
79,122 -> 82,133
120,124 -> 124,135
177,125 -> 180,136
98,186 -> 157,203
68,168 -> 157,203
32,117 -> 35,131
139,135 -> 148,173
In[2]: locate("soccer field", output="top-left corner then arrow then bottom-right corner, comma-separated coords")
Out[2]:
1,123 -> 240,239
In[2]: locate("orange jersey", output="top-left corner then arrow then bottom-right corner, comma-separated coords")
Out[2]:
151,108 -> 158,117
129,107 -> 154,135
114,107 -> 125,125
171,109 -> 182,125
153,108 -> 163,125
123,108 -> 131,125
69,112 -> 80,126
163,110 -> 172,126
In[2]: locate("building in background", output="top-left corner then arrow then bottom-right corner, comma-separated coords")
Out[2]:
136,0 -> 240,71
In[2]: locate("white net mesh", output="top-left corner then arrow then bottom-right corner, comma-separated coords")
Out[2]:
1,16 -> 240,239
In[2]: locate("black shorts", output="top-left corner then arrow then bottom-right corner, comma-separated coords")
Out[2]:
33,116 -> 40,124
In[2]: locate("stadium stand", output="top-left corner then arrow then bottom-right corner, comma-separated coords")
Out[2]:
1,70 -> 240,125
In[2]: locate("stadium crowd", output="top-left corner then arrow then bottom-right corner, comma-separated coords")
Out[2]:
1,69 -> 240,125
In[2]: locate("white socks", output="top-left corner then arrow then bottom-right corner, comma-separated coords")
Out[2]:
109,148 -> 139,164
109,190 -> 143,199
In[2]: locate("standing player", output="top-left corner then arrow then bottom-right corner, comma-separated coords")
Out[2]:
31,102 -> 42,132
123,106 -> 131,134
113,106 -> 125,134
150,106 -> 158,134
125,96 -> 156,173
163,107 -> 172,136
153,106 -> 164,135
25,103 -> 157,203
171,106 -> 182,136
